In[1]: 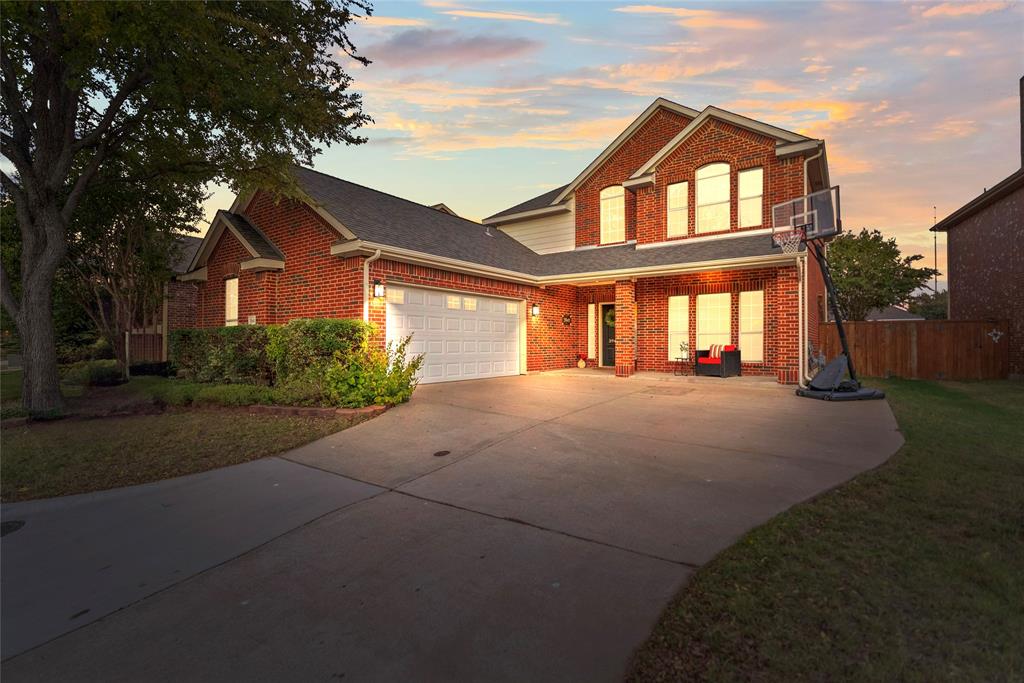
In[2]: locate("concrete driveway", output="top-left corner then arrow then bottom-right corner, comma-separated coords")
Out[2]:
2,372 -> 903,681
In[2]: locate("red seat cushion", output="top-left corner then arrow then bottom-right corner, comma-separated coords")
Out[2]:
698,357 -> 722,365
724,345 -> 737,352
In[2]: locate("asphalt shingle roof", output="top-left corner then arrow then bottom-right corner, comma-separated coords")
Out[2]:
221,211 -> 285,261
483,184 -> 569,221
171,235 -> 204,274
292,166 -> 788,279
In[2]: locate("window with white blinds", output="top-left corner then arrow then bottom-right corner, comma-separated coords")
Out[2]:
666,181 -> 688,237
739,290 -> 764,362
224,277 -> 238,327
696,292 -> 731,350
668,295 -> 689,359
600,185 -> 625,244
738,167 -> 764,228
696,163 -> 730,233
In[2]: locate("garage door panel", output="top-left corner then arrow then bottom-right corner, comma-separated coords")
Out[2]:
387,286 -> 520,384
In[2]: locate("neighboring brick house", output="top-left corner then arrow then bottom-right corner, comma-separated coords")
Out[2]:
177,98 -> 834,384
932,167 -> 1023,377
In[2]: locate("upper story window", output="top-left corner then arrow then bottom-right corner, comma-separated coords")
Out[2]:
738,167 -> 764,228
224,277 -> 238,327
599,185 -> 625,244
696,163 -> 730,234
666,181 -> 688,238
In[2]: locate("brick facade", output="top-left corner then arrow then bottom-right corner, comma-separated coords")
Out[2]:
945,183 -> 1023,376
184,103 -> 827,384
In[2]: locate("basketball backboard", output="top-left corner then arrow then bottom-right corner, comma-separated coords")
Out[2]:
771,186 -> 841,246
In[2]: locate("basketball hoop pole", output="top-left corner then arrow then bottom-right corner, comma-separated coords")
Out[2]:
806,239 -> 859,385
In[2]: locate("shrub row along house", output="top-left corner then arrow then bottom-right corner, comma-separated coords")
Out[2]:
172,98 -> 830,384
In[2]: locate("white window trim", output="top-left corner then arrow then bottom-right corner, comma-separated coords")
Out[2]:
599,185 -> 626,244
667,295 -> 689,360
587,303 -> 596,359
739,289 -> 765,362
696,292 -> 731,351
696,163 -> 731,234
666,181 -> 689,238
738,167 -> 764,229
224,277 -> 238,327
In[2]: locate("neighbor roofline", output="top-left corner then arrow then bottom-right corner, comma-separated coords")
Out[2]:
330,238 -> 797,286
631,106 -> 810,179
932,168 -> 1024,232
482,202 -> 571,226
551,98 -> 700,205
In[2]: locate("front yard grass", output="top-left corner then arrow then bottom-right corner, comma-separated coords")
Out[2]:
2,408 -> 370,503
628,378 -> 1024,681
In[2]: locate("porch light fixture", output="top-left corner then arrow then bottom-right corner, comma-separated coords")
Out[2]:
530,303 -> 540,317
372,279 -> 385,298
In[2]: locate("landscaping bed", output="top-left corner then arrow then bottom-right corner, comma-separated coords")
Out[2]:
627,378 -> 1024,681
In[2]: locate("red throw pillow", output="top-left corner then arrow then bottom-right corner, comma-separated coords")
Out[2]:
724,345 -> 737,352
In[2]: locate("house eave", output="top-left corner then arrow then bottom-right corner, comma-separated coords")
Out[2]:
177,267 -> 208,282
240,257 -> 285,272
331,239 -> 798,287
622,174 -> 655,191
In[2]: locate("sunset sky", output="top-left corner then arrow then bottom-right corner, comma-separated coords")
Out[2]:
205,0 -> 1024,287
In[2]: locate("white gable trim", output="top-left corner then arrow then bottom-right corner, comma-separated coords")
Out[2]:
482,202 -> 571,226
631,106 -> 809,179
552,98 -> 700,205
186,211 -> 271,273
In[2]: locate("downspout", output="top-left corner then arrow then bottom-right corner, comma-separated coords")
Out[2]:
798,143 -> 824,388
363,249 -> 382,323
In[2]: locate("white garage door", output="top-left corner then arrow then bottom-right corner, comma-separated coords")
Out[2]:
386,287 -> 521,384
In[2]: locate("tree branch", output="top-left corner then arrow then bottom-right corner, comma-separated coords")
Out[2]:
71,69 -> 151,153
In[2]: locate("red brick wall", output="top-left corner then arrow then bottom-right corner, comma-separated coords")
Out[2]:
575,108 -> 692,247
194,191 -> 363,326
946,184 -> 1023,376
635,120 -> 806,244
166,281 -> 197,334
614,280 -> 637,376
634,265 -> 801,382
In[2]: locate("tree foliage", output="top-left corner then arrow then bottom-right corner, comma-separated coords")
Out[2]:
827,229 -> 940,321
908,289 -> 949,320
0,0 -> 371,412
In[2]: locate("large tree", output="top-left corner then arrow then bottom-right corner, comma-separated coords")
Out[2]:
0,1 -> 370,413
827,229 -> 939,321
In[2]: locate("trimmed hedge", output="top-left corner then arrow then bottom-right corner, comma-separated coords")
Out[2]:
170,326 -> 271,384
62,360 -> 124,387
266,318 -> 371,383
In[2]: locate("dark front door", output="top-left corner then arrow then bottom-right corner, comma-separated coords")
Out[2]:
601,303 -> 615,366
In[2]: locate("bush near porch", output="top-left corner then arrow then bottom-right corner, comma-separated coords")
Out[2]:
169,318 -> 421,408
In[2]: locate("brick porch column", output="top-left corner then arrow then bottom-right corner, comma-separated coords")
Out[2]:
614,279 -> 636,377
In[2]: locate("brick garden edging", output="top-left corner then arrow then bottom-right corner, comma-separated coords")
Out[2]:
246,404 -> 388,418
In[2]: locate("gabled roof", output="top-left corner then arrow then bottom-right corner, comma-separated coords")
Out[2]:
186,210 -> 285,273
483,183 -> 570,223
430,203 -> 458,216
631,106 -> 811,179
551,98 -> 700,205
932,168 -> 1023,232
171,235 -> 203,274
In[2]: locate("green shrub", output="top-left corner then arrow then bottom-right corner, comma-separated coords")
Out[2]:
266,318 -> 372,383
142,379 -> 202,406
324,335 -> 423,408
170,326 -> 271,384
193,384 -> 274,407
270,378 -> 326,407
63,360 -> 124,387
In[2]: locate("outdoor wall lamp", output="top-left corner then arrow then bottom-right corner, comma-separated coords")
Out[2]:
372,279 -> 385,298
530,303 -> 540,317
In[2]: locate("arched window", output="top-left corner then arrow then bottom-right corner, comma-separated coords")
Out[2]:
599,185 -> 625,244
696,162 -> 730,233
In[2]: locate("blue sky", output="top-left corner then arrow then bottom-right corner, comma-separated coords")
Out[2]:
203,0 -> 1024,284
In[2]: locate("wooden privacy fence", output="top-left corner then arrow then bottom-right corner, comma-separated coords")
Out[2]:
817,320 -> 1009,380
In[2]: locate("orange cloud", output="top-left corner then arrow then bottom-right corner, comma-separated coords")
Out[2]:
361,16 -> 429,27
614,5 -> 766,30
919,117 -> 978,141
920,1 -> 1011,18
751,80 -> 799,94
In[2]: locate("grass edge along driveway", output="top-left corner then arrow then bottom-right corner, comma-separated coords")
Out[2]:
628,378 -> 1024,682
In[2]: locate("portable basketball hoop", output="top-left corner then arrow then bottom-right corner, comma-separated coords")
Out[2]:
770,185 -> 884,401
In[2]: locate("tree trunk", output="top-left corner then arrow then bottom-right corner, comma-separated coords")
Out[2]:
17,278 -> 63,414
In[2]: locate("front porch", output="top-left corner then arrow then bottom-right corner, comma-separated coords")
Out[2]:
562,263 -> 802,383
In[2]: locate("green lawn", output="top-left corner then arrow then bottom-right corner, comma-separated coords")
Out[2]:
628,379 -> 1024,682
1,409 -> 368,502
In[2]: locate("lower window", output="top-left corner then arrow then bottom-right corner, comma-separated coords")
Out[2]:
696,292 -> 731,350
739,290 -> 764,362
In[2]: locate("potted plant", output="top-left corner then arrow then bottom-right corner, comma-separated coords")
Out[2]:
576,352 -> 587,369
678,340 -> 690,360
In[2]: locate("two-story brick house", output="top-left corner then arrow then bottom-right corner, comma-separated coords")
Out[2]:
176,98 -> 831,384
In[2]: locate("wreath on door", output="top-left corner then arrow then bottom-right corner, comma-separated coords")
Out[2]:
604,308 -> 615,328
